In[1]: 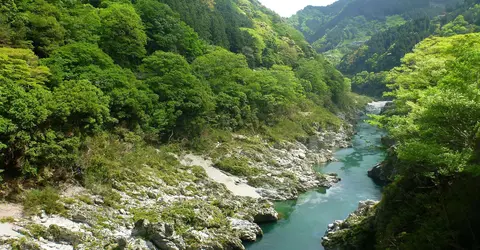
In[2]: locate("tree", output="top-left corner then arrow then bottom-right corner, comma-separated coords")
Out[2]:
295,58 -> 331,105
43,43 -> 158,131
51,80 -> 110,134
134,0 -> 204,61
369,34 -> 480,249
351,71 -> 389,99
0,48 -> 53,173
141,51 -> 214,137
99,3 -> 147,68
192,48 -> 255,129
0,0 -> 28,47
245,66 -> 304,122
240,28 -> 265,68
61,4 -> 101,44
23,0 -> 66,57
440,15 -> 471,36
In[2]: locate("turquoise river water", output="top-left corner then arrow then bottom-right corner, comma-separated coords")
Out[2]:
245,114 -> 386,250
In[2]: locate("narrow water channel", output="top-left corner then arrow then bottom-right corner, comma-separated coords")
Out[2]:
245,103 -> 387,250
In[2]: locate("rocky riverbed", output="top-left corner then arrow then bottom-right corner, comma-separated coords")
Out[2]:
0,110 -> 361,249
319,101 -> 391,250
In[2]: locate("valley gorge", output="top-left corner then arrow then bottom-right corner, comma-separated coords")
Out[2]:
1,0 -> 480,249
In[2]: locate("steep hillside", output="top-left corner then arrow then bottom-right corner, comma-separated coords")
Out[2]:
339,1 -> 480,75
0,0 -> 355,183
323,32 -> 480,250
290,0 -> 461,65
344,1 -> 480,99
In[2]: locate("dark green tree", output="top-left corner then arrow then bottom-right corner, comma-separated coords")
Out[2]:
134,0 -> 205,61
99,3 -> 147,68
141,51 -> 214,137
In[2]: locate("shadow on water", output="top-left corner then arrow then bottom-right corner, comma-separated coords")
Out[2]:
245,113 -> 386,250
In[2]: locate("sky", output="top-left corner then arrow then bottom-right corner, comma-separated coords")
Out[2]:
258,0 -> 338,17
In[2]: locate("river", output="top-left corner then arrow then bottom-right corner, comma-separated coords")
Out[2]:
245,102 -> 387,250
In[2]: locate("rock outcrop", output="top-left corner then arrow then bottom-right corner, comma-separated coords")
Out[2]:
230,126 -> 352,201
228,218 -> 263,242
322,200 -> 378,250
132,219 -> 186,250
368,146 -> 398,185
367,163 -> 391,185
252,206 -> 278,224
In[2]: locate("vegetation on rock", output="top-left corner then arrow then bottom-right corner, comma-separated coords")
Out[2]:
324,32 -> 480,250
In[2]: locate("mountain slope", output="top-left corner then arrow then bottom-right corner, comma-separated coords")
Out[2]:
290,0 -> 461,64
339,0 -> 480,75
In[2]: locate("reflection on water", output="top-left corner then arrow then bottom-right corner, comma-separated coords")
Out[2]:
245,115 -> 386,250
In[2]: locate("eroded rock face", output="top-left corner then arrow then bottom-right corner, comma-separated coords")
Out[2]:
252,206 -> 279,224
368,163 -> 390,185
238,125 -> 354,201
132,219 -> 186,250
229,218 -> 262,242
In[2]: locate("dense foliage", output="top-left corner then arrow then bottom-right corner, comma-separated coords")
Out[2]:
350,71 -> 389,99
289,0 -> 460,64
338,1 -> 480,75
0,0 -> 357,182
365,33 -> 480,249
338,17 -> 435,74
328,1 -> 480,99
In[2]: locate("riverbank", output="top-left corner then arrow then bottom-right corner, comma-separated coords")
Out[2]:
0,104 -> 369,249
246,102 -> 387,250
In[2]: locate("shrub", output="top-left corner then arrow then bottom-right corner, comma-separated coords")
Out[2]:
23,187 -> 64,215
214,156 -> 262,176
77,195 -> 94,205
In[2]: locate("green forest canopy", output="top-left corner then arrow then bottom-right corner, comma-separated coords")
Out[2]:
366,33 -> 480,249
0,0 -> 358,181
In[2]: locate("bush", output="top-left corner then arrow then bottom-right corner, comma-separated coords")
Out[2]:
160,200 -> 229,234
23,187 -> 64,215
214,157 -> 262,176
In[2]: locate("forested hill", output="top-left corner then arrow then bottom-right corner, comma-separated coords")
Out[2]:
0,0 -> 362,191
291,0 -> 480,99
290,0 -> 461,65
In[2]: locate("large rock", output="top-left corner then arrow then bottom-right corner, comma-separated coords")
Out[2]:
182,229 -> 245,250
368,147 -> 398,185
228,218 -> 263,242
367,163 -> 390,184
132,219 -> 185,250
252,207 -> 278,224
318,173 -> 341,188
